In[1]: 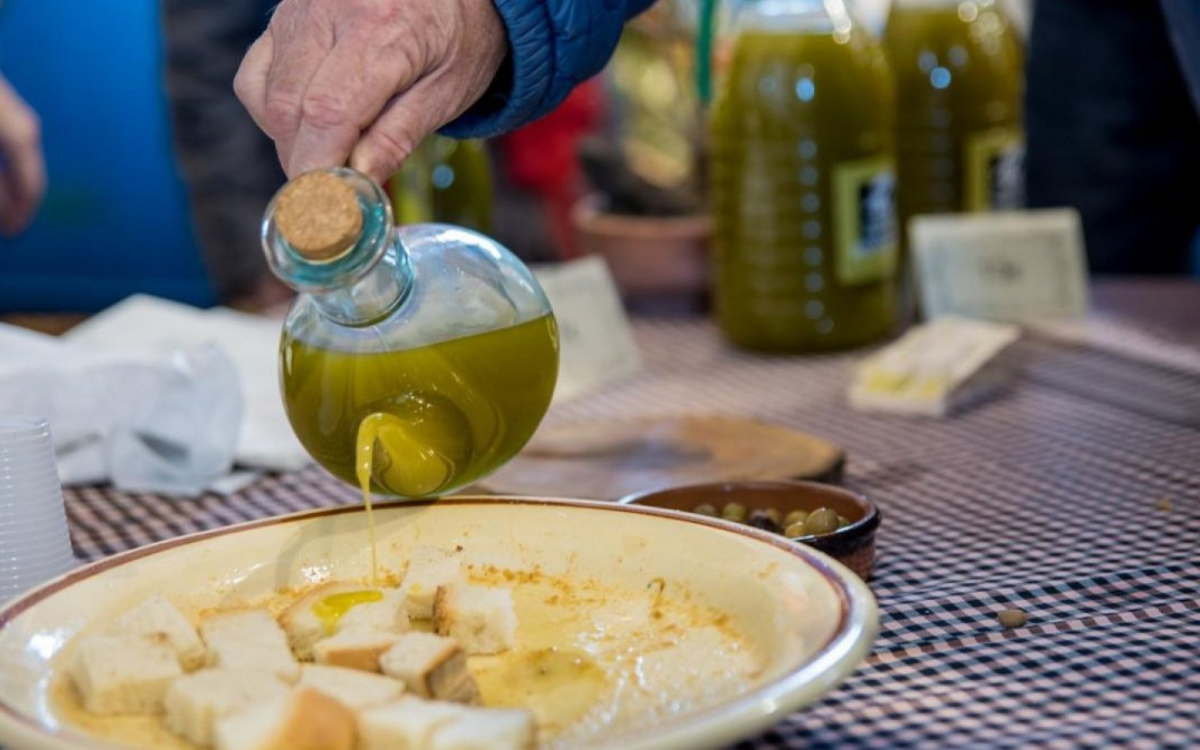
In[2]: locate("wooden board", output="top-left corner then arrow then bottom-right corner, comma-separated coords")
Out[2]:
473,416 -> 844,501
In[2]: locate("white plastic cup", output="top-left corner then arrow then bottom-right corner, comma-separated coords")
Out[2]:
0,472 -> 63,492
0,417 -> 75,604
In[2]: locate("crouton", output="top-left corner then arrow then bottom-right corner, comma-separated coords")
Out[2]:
402,547 -> 465,620
432,585 -> 517,655
357,697 -> 467,750
427,708 -> 537,750
164,670 -> 288,747
110,594 -> 207,671
200,610 -> 299,683
213,687 -> 355,750
68,633 -> 182,715
282,584 -> 411,662
378,632 -> 479,704
337,588 -> 410,635
312,628 -> 402,673
278,582 -> 362,661
297,664 -> 405,711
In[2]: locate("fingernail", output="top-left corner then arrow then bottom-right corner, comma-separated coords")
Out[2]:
349,147 -> 386,184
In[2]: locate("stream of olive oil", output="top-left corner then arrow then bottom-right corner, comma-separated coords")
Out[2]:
356,417 -> 383,583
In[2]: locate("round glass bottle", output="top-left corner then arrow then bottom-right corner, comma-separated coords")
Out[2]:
710,0 -> 898,352
262,168 -> 558,498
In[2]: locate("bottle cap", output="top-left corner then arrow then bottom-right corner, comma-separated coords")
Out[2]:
274,171 -> 363,261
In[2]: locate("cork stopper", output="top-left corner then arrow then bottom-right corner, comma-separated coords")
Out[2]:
274,171 -> 363,261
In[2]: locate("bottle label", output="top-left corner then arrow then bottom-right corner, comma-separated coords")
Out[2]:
964,128 -> 1025,212
834,156 -> 898,286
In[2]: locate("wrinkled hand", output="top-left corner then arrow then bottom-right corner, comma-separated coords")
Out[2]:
234,0 -> 507,183
0,72 -> 46,236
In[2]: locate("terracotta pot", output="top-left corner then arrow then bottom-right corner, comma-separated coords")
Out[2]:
571,194 -> 712,305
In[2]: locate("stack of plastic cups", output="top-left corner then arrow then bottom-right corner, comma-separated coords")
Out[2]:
0,417 -> 76,605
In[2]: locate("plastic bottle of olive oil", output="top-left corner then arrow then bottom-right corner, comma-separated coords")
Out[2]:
710,0 -> 898,352
886,0 -> 1023,222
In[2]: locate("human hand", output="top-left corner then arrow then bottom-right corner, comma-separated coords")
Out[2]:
0,72 -> 46,236
234,0 -> 507,183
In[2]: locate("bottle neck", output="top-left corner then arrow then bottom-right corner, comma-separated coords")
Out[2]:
307,245 -> 412,327
263,168 -> 412,327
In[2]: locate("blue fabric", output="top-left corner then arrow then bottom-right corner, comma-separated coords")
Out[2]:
0,1 -> 215,312
443,0 -> 656,137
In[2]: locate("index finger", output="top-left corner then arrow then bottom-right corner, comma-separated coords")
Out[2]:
286,37 -> 421,177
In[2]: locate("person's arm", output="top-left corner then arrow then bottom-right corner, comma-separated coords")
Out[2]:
0,71 -> 46,236
443,0 -> 658,138
235,0 -> 655,183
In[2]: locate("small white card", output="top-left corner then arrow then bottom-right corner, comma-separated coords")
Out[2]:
911,209 -> 1089,323
533,256 -> 642,402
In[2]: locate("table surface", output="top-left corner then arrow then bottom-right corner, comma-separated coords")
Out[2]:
45,283 -> 1200,749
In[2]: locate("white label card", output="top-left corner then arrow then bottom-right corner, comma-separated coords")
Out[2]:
533,256 -> 642,402
911,209 -> 1089,323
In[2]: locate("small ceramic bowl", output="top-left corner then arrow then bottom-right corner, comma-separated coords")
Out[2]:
621,481 -> 881,581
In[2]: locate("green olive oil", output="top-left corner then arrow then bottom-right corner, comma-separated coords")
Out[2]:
283,314 -> 559,498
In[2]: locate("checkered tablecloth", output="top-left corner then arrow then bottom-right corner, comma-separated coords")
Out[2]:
62,319 -> 1200,749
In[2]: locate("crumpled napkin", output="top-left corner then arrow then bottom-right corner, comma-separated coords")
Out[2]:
0,344 -> 242,495
0,295 -> 311,497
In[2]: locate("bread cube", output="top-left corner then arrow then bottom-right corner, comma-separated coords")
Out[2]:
338,588 -> 410,635
298,664 -> 405,711
379,632 -> 479,703
164,669 -> 288,747
68,633 -> 182,715
428,708 -> 537,750
278,582 -> 362,661
214,687 -> 355,750
110,594 -> 207,671
312,627 -> 402,673
402,548 -> 465,620
357,697 -> 467,750
200,610 -> 299,683
432,585 -> 517,655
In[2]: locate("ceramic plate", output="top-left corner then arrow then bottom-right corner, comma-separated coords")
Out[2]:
0,497 -> 877,750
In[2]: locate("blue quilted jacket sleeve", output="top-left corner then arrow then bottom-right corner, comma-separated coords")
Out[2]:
442,0 -> 657,137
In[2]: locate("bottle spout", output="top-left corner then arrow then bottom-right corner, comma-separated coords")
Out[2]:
262,167 -> 411,327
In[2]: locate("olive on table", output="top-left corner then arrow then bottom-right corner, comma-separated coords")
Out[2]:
693,503 -> 718,517
804,507 -> 841,536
